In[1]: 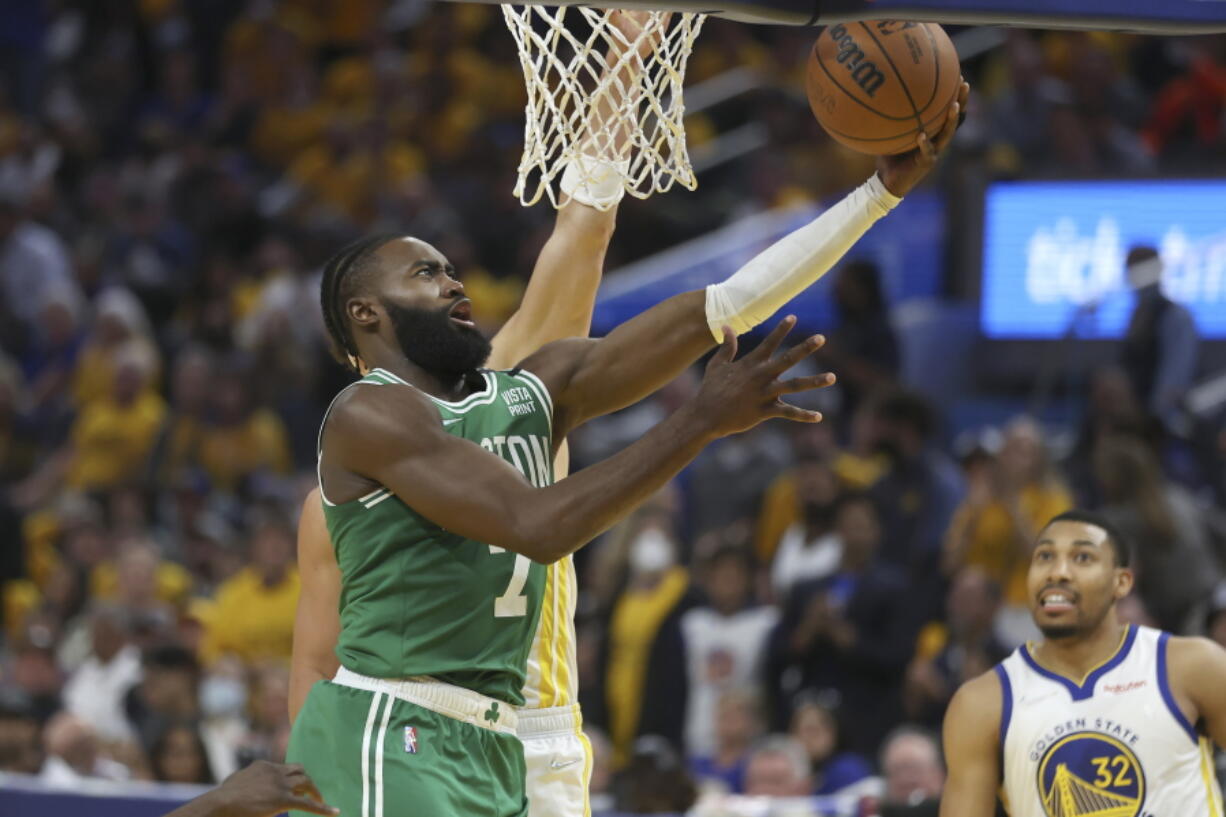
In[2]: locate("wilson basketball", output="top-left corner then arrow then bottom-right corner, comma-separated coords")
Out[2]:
806,21 -> 960,155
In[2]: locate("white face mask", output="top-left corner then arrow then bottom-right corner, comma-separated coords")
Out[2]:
629,528 -> 675,575
200,676 -> 247,718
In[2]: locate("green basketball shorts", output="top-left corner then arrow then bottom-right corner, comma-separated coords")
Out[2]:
286,669 -> 527,817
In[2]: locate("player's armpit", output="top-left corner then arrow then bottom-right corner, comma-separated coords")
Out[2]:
520,290 -> 715,436
289,489 -> 341,724
1167,635 -> 1226,748
940,671 -> 1004,817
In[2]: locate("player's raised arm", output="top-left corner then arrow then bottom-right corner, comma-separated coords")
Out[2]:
527,81 -> 969,435
488,10 -> 656,367
325,317 -> 829,564
940,670 -> 1003,817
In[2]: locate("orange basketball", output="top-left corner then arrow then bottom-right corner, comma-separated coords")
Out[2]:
806,21 -> 960,155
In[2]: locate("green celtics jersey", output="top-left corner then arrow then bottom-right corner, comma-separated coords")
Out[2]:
318,366 -> 554,705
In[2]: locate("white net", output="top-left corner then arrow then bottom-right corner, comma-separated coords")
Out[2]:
500,6 -> 707,210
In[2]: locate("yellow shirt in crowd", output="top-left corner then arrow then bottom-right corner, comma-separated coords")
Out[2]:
957,483 -> 1072,604
201,567 -> 301,665
606,567 -> 690,768
67,391 -> 167,491
196,409 -> 292,494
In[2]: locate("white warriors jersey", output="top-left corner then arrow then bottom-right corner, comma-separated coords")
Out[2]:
996,624 -> 1223,817
521,554 -> 579,708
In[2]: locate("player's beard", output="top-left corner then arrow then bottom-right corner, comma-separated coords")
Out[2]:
382,298 -> 491,378
1037,623 -> 1081,640
1036,597 -> 1112,642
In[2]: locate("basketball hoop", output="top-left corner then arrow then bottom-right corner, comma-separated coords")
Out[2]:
499,6 -> 707,210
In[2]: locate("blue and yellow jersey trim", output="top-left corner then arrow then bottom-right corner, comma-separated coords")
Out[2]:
1019,624 -> 1136,701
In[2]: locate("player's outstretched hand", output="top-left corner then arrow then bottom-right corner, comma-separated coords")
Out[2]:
607,9 -> 670,61
693,316 -> 834,438
876,78 -> 970,198
171,760 -> 339,817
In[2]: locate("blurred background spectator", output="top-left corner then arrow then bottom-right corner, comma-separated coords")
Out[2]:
681,544 -> 777,765
788,692 -> 873,796
878,727 -> 944,813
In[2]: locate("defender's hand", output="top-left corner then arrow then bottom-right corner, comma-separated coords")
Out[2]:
607,9 -> 670,61
876,78 -> 970,197
211,761 -> 339,817
691,316 -> 835,438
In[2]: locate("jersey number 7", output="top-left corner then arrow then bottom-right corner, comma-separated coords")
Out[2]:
488,545 -> 530,617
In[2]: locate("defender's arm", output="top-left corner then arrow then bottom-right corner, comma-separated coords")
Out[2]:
489,10 -> 657,368
289,491 -> 342,723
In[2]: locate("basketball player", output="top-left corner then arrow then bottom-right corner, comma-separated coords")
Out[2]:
289,12 -> 689,817
289,97 -> 625,817
291,12 -> 673,817
288,80 -> 966,817
940,509 -> 1226,816
288,207 -> 607,816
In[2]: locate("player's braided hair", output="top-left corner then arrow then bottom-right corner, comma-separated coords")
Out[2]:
319,234 -> 399,373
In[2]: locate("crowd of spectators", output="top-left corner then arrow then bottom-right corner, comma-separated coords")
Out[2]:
0,1 -> 1224,814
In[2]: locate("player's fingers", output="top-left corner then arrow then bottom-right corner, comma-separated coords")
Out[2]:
283,795 -> 341,816
770,333 -> 826,373
286,771 -> 325,802
711,326 -> 737,365
772,372 -> 836,396
933,102 -> 960,152
772,401 -> 823,423
957,79 -> 970,108
751,315 -> 796,361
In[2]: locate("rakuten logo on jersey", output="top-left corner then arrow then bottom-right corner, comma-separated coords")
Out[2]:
1101,680 -> 1147,694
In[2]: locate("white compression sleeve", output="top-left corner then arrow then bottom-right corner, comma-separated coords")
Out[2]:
559,155 -> 631,210
704,173 -> 902,341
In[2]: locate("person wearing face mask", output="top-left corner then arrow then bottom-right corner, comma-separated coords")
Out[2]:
198,656 -> 249,781
600,515 -> 698,769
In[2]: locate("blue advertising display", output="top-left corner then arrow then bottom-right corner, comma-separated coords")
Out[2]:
981,180 -> 1226,340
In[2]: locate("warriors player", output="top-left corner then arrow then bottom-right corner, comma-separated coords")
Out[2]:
941,510 -> 1226,816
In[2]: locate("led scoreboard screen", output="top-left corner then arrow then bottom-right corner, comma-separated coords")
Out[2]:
980,180 -> 1226,340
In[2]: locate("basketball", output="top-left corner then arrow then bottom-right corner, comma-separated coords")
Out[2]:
806,21 -> 961,155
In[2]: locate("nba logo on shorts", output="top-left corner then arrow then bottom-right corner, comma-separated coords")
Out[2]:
404,726 -> 419,754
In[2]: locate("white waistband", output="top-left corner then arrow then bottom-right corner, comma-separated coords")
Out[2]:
332,666 -> 518,735
515,702 -> 583,738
